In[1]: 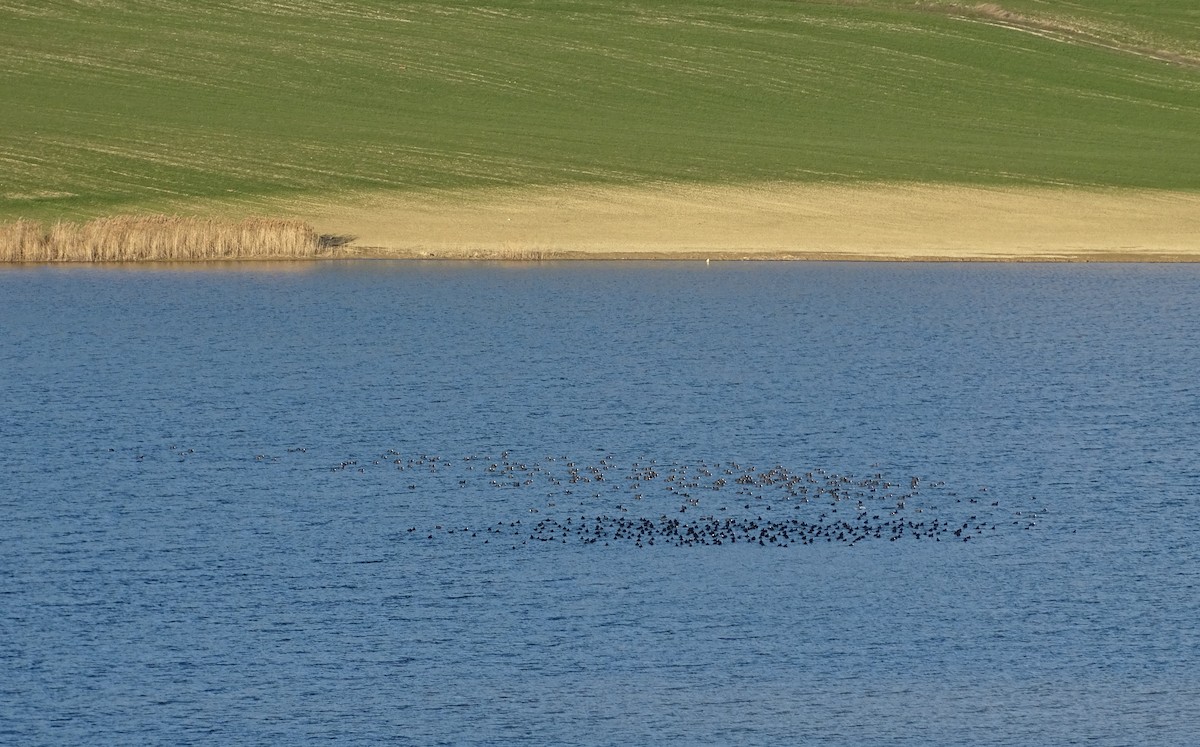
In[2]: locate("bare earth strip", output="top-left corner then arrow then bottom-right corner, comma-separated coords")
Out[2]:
297,183 -> 1200,262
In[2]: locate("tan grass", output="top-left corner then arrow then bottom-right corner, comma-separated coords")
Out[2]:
0,215 -> 322,262
295,182 -> 1200,262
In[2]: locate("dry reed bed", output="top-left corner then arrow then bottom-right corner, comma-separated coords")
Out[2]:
0,216 -> 322,262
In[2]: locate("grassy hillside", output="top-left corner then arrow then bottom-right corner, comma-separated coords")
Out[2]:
2,0 -> 1199,220
948,0 -> 1200,53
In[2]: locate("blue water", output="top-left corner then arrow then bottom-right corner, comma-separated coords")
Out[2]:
2,261 -> 1198,745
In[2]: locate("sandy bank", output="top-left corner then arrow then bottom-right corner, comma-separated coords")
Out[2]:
300,183 -> 1200,262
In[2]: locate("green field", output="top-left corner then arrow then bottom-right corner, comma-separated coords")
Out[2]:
3,0 -> 1199,221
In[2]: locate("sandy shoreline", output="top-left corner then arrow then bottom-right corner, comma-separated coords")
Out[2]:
298,182 -> 1200,262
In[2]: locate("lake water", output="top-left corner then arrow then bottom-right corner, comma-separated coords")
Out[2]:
2,261 -> 1198,745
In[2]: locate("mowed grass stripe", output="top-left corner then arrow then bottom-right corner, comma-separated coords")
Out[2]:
2,0 -> 1198,220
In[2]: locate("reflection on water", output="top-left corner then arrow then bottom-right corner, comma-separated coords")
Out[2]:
2,262 -> 1199,745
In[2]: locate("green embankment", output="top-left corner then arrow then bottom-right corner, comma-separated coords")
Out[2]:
2,0 -> 1198,221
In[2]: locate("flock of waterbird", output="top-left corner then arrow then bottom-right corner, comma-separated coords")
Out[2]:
316,450 -> 1045,549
